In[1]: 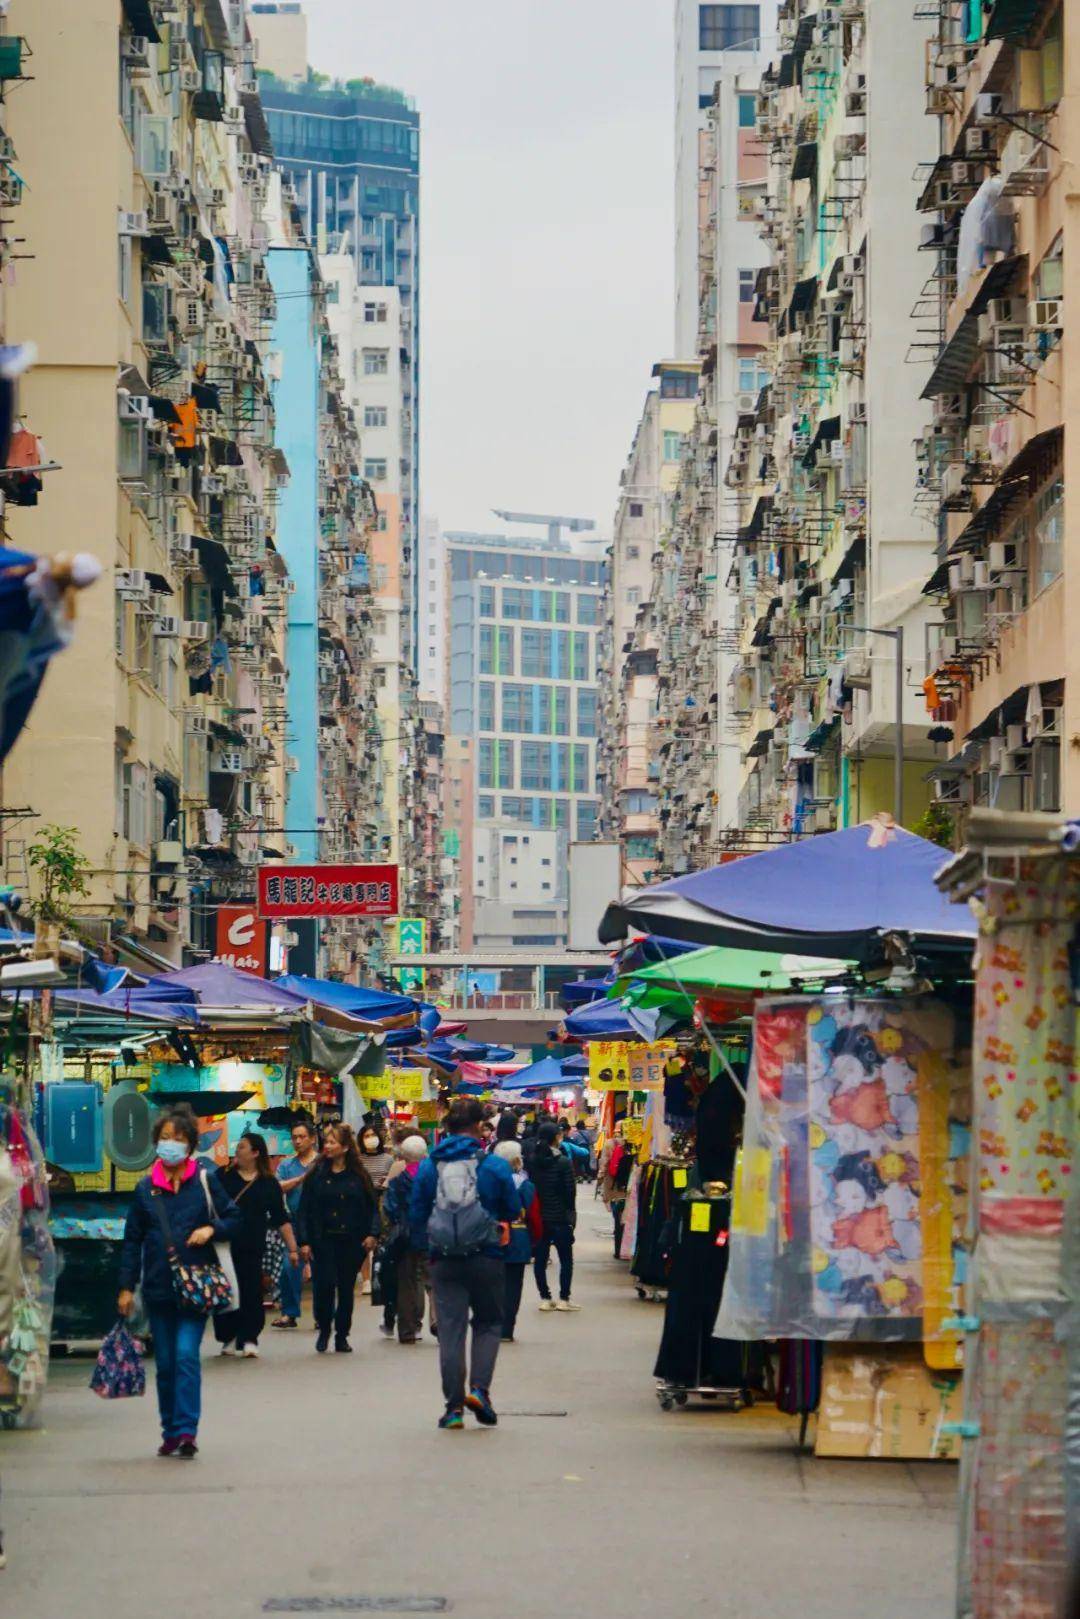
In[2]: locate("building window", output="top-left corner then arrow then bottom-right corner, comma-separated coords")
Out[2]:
629,501 -> 643,517
738,356 -> 758,392
1033,476 -> 1064,594
521,742 -> 551,791
364,458 -> 387,481
627,544 -> 640,560
659,369 -> 696,399
739,268 -> 755,303
363,349 -> 389,375
577,688 -> 598,738
375,509 -> 388,531
477,795 -> 495,817
663,430 -> 684,462
363,301 -> 388,323
626,833 -> 655,861
699,5 -> 759,51
364,405 -> 388,428
479,584 -> 495,617
478,681 -> 496,732
577,593 -> 599,626
576,800 -> 599,841
738,91 -> 757,127
502,683 -> 533,734
572,632 -> 590,681
122,761 -> 149,848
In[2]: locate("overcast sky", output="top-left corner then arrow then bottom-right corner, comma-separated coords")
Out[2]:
301,0 -> 674,538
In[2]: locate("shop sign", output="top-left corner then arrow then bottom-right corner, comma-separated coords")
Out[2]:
257,863 -> 399,918
395,917 -> 426,992
588,1039 -> 674,1091
213,905 -> 269,976
354,1068 -> 431,1102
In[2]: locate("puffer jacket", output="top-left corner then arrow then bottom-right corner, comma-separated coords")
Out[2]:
529,1145 -> 577,1229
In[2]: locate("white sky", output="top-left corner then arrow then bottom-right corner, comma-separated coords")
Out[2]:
300,0 -> 674,537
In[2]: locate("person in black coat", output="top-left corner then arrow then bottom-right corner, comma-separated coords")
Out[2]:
117,1104 -> 241,1458
530,1123 -> 580,1312
297,1122 -> 381,1353
213,1132 -> 297,1358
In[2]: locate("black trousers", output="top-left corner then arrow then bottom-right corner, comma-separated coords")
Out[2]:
502,1261 -> 526,1339
214,1245 -> 264,1348
612,1201 -> 625,1259
312,1235 -> 366,1340
533,1224 -> 574,1301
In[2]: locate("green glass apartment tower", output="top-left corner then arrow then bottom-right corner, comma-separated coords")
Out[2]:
258,64 -> 420,663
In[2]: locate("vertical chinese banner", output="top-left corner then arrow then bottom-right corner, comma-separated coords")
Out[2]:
395,917 -> 426,993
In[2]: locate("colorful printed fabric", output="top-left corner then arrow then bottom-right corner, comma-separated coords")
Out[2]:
90,1323 -> 146,1400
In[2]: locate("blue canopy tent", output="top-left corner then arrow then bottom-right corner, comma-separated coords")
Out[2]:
494,1054 -> 566,1092
614,934 -> 701,974
274,973 -> 417,1022
598,823 -> 977,964
563,996 -> 665,1042
559,977 -> 613,1010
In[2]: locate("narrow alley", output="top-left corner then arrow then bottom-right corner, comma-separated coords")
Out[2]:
6,1200 -> 957,1619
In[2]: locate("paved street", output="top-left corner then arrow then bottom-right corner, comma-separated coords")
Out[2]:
3,1201 -> 957,1618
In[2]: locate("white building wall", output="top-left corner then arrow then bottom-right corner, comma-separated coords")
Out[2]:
418,512 -> 444,704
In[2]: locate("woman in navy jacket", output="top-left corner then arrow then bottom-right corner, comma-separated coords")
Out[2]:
117,1105 -> 240,1459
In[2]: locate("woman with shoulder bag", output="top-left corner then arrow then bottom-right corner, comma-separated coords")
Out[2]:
116,1104 -> 241,1459
214,1132 -> 297,1359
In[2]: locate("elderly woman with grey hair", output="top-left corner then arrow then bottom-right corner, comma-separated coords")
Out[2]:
381,1135 -> 433,1344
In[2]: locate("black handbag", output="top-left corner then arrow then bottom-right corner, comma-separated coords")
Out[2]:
150,1173 -> 237,1316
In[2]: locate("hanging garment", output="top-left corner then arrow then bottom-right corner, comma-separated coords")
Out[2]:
775,1339 -> 823,1415
653,1194 -> 761,1390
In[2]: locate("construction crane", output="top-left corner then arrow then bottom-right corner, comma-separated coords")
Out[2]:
492,510 -> 597,546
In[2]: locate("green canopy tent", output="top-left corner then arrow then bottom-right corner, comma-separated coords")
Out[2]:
620,945 -> 853,1011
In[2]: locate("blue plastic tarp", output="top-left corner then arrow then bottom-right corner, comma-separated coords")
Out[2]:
152,963 -> 309,1009
559,977 -> 613,1009
496,1054 -> 566,1092
563,996 -> 662,1042
275,973 -> 418,1021
598,824 -> 977,960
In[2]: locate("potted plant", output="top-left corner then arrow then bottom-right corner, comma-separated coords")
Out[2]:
27,824 -> 91,959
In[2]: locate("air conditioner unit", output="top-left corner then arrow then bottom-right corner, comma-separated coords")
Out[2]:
988,539 -> 1026,576
828,439 -> 845,463
201,474 -> 224,495
222,107 -> 244,132
735,391 -> 756,413
239,718 -> 259,740
975,92 -> 1003,122
849,401 -> 868,424
939,635 -> 959,661
845,90 -> 866,117
209,187 -> 226,209
119,393 -> 152,422
184,712 -> 209,735
121,35 -> 151,67
835,132 -> 864,157
1029,299 -> 1061,329
182,620 -> 210,641
116,569 -> 150,600
171,532 -> 193,558
965,127 -> 993,156
149,188 -> 176,228
153,615 -> 181,637
207,320 -> 232,347
940,463 -> 968,503
118,210 -> 149,237
180,67 -> 201,93
212,749 -> 245,773
285,754 -> 299,773
1032,738 -> 1060,811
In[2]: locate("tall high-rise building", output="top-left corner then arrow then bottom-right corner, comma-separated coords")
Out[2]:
418,514 -> 446,705
445,527 -> 604,949
250,5 -> 421,665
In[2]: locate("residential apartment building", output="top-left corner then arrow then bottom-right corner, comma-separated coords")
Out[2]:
445,528 -> 604,949
598,366 -> 697,887
3,1 -> 381,976
251,7 -> 421,667
418,513 -> 445,705
918,1 -> 1069,818
722,0 -> 937,841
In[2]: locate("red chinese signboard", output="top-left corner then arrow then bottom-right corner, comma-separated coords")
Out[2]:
213,905 -> 269,977
257,863 -> 400,919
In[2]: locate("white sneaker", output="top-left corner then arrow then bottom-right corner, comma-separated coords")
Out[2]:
219,1344 -> 237,1357
538,1299 -> 556,1312
241,1345 -> 260,1358
361,1279 -> 372,1295
555,1301 -> 581,1312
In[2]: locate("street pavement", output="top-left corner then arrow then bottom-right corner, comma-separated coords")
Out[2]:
2,1197 -> 957,1617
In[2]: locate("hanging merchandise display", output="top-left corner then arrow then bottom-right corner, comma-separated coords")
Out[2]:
0,1104 -> 55,1427
717,995 -> 969,1345
654,1189 -> 762,1410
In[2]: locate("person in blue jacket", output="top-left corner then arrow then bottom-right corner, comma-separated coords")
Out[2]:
493,1140 -> 537,1344
117,1104 -> 241,1459
409,1096 -> 521,1431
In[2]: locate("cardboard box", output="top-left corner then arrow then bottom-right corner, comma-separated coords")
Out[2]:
815,1344 -> 962,1460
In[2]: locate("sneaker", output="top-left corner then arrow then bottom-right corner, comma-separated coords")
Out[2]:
555,1300 -> 581,1312
219,1343 -> 238,1357
334,1338 -> 353,1353
271,1317 -> 297,1330
438,1407 -> 464,1431
157,1438 -> 180,1457
501,1335 -> 515,1344
241,1345 -> 260,1358
315,1329 -> 331,1353
379,1324 -> 395,1339
361,1279 -> 372,1295
538,1299 -> 556,1312
398,1335 -> 418,1345
465,1387 -> 498,1427
177,1437 -> 198,1460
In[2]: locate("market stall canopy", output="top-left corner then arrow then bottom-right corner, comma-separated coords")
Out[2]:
623,944 -> 853,1006
150,963 -> 309,1011
598,822 -> 977,962
563,996 -> 667,1042
273,973 -> 417,1022
559,977 -> 613,1010
614,934 -> 701,973
495,1054 -> 566,1092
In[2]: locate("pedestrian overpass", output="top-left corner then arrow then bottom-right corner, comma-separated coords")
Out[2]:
385,949 -> 611,1048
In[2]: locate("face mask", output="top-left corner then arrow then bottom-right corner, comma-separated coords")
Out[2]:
362,1137 -> 378,1152
156,1139 -> 190,1167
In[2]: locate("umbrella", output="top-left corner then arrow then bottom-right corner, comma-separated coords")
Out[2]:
563,996 -> 667,1042
614,934 -> 701,973
495,1054 -> 565,1092
559,977 -> 613,1010
598,823 -> 977,961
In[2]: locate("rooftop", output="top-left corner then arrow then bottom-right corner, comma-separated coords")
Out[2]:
257,69 -> 417,118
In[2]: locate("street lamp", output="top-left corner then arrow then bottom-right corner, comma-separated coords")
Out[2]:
843,625 -> 905,828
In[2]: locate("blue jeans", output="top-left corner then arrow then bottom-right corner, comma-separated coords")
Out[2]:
147,1306 -> 207,1441
279,1249 -> 303,1319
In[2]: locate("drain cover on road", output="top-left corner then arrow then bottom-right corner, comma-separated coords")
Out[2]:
501,1409 -> 568,1417
263,1600 -> 449,1613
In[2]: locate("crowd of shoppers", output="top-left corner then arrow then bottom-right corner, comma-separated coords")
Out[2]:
116,1098 -> 593,1453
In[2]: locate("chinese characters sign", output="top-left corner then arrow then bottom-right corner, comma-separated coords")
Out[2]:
588,1040 -> 674,1091
257,863 -> 399,918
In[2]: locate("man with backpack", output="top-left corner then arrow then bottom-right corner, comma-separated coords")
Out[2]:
409,1096 -> 522,1430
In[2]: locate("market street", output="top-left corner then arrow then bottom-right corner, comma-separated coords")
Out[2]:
4,1200 -> 957,1619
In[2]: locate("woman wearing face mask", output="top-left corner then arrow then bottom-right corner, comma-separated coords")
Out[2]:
213,1133 -> 297,1359
297,1123 -> 381,1352
117,1105 -> 241,1458
358,1122 -> 394,1295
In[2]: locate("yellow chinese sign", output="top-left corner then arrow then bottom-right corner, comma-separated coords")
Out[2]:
731,1146 -> 771,1238
588,1040 -> 676,1091
354,1068 -> 430,1102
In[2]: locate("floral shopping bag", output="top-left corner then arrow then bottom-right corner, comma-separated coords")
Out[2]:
90,1322 -> 146,1400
